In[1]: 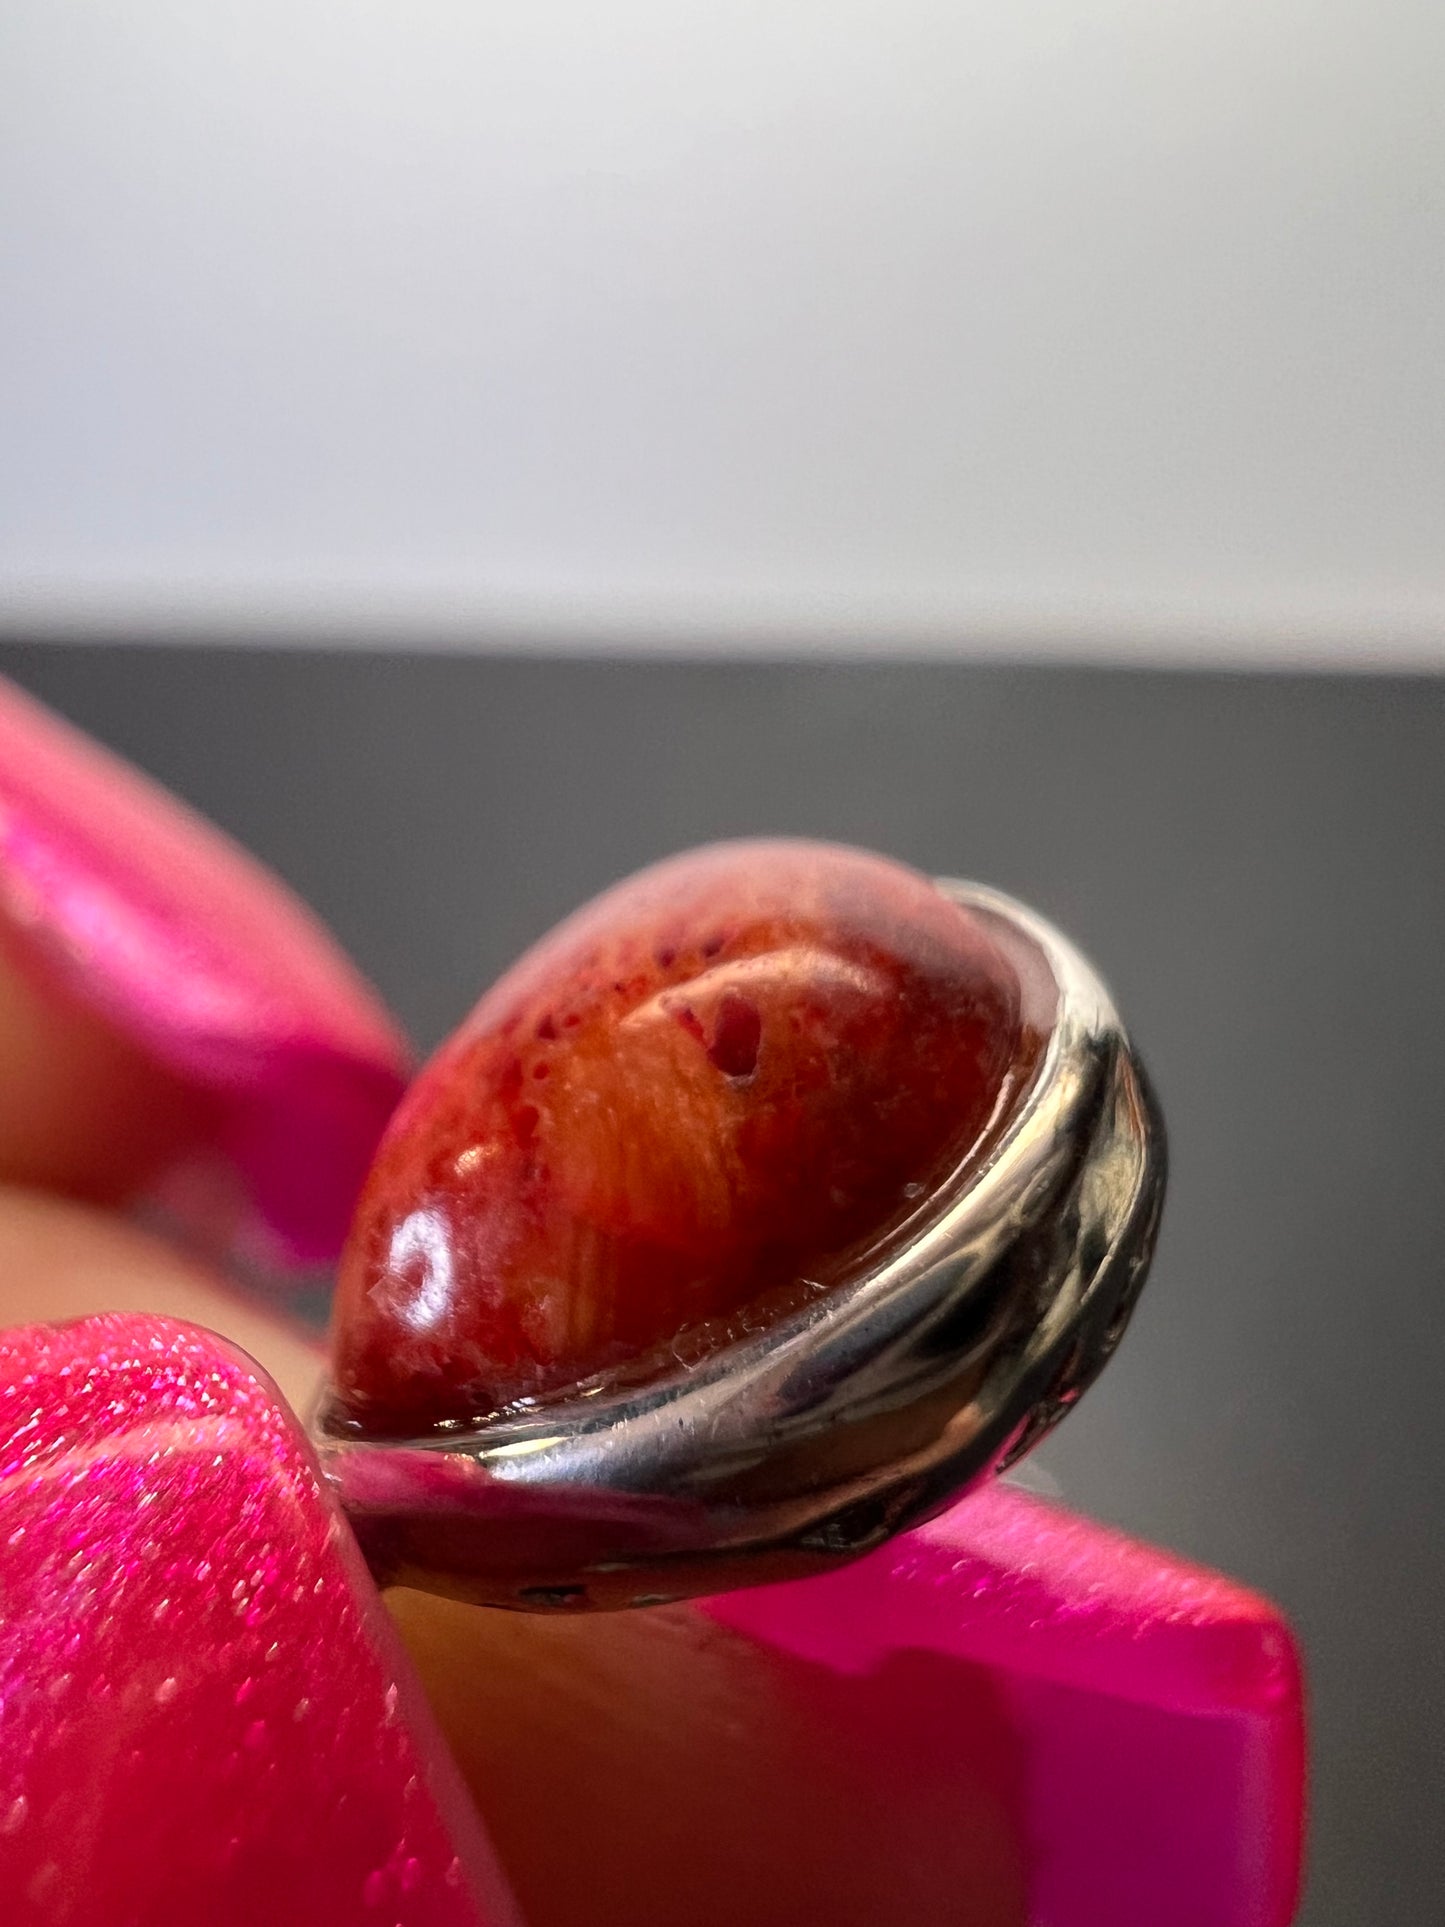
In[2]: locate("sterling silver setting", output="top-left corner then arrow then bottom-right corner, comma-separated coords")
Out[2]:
312,882 -> 1165,1610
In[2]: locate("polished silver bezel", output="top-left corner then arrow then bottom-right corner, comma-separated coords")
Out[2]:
313,882 -> 1165,1610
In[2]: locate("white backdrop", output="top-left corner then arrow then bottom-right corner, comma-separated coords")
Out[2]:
2,1 -> 1443,664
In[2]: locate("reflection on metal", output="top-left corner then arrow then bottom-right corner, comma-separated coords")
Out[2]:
312,882 -> 1166,1611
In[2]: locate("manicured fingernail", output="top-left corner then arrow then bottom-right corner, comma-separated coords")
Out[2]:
0,1314 -> 522,1927
0,676 -> 409,1264
707,1484 -> 1306,1927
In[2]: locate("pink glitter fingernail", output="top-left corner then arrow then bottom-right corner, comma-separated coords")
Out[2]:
0,1314 -> 522,1927
0,676 -> 409,1265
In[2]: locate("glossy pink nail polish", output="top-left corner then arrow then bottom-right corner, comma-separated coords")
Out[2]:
708,1483 -> 1306,1927
0,677 -> 409,1264
0,1314 -> 522,1927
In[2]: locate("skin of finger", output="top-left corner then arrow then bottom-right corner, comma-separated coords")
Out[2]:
0,928 -> 210,1207
0,1186 -> 1025,1927
388,1589 -> 1027,1927
0,1186 -> 323,1417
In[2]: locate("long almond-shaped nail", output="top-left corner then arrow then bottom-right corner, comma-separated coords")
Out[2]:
0,1313 -> 522,1927
0,676 -> 409,1264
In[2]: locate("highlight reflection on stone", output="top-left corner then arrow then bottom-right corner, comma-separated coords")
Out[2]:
332,841 -> 1024,1433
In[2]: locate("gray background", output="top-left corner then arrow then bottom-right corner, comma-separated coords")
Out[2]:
5,643 -> 1441,1926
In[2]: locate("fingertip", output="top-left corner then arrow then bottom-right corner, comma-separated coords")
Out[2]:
0,922 -> 209,1207
0,675 -> 410,1263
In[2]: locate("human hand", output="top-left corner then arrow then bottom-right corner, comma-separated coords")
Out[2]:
0,676 -> 1305,1927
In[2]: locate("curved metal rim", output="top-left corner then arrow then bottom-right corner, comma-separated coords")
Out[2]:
313,881 -> 1166,1609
